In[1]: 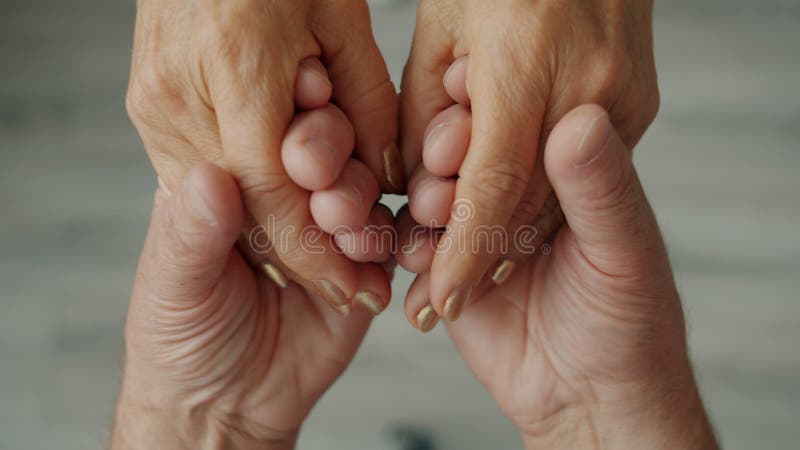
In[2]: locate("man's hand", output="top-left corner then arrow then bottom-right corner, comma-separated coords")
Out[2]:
127,0 -> 403,304
400,0 -> 659,315
111,164 -> 388,449
399,105 -> 717,448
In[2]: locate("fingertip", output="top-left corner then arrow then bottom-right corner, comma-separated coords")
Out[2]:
408,171 -> 456,228
422,104 -> 471,177
545,104 -> 612,178
443,56 -> 470,105
180,163 -> 245,236
295,57 -> 333,110
282,105 -> 355,191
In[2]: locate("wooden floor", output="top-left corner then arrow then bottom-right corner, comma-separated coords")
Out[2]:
1,1 -> 798,449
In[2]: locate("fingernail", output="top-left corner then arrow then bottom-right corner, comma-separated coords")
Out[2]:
575,112 -> 611,168
313,279 -> 348,308
183,172 -> 218,227
299,58 -> 332,89
382,143 -> 405,193
260,263 -> 288,289
303,139 -> 337,173
335,185 -> 365,215
444,287 -> 472,322
491,259 -> 517,285
416,304 -> 440,333
334,303 -> 351,317
423,122 -> 449,154
402,234 -> 427,256
157,177 -> 172,197
354,290 -> 386,316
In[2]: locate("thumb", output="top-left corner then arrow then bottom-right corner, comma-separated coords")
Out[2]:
545,104 -> 662,273
141,163 -> 245,302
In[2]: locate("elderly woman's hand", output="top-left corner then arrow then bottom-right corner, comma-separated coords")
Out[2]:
400,0 -> 659,314
399,106 -> 717,448
111,163 -> 389,449
127,0 -> 403,306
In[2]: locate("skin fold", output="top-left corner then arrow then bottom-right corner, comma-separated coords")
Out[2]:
399,0 -> 660,319
127,0 -> 404,311
112,107 -> 717,450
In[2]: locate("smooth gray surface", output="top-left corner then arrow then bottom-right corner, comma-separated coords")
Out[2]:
1,1 -> 798,449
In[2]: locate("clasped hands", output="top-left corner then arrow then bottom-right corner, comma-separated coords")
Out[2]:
114,1 -> 717,449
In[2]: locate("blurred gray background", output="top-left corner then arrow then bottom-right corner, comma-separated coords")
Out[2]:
1,0 -> 798,449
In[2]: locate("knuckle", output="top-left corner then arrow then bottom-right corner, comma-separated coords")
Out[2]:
588,52 -> 633,104
127,62 -> 184,124
472,163 -> 530,205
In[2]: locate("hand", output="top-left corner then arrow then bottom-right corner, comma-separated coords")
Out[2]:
127,0 -> 404,304
400,0 -> 659,314
111,164 -> 388,449
399,105 -> 717,448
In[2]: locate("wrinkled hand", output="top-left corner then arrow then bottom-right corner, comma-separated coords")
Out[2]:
127,0 -> 403,303
400,0 -> 659,314
400,106 -> 716,448
112,164 -> 387,449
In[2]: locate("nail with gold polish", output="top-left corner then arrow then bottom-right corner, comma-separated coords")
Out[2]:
354,290 -> 386,316
260,263 -> 288,289
443,287 -> 472,322
382,143 -> 405,193
416,304 -> 440,333
491,259 -> 517,285
313,279 -> 348,308
334,303 -> 351,317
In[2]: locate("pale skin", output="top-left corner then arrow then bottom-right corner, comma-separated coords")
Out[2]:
399,0 -> 660,317
129,0 -> 659,317
112,106 -> 717,449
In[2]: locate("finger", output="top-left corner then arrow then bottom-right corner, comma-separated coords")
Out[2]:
352,261 -> 393,317
490,167 -> 559,285
403,272 -> 440,333
407,166 -> 456,228
398,7 -> 458,178
282,104 -> 355,191
443,56 -> 470,105
294,57 -> 333,110
143,163 -> 244,301
333,203 -> 395,263
215,62 -> 359,305
395,205 -> 437,274
421,103 -> 471,177
429,49 -> 547,320
312,4 -> 404,194
544,104 -> 660,273
309,158 -> 380,234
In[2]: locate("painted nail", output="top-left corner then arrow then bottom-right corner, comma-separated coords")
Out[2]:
416,304 -> 440,333
354,290 -> 386,316
260,263 -> 288,289
443,287 -> 472,322
491,259 -> 517,285
333,303 -> 351,317
382,143 -> 405,193
312,279 -> 348,308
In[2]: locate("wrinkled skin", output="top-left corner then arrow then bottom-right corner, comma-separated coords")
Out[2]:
400,0 -> 660,314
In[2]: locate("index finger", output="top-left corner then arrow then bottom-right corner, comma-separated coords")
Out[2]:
428,45 -> 548,320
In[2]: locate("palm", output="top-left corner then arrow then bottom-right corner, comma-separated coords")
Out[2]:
130,249 -> 372,434
446,226 -> 682,429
